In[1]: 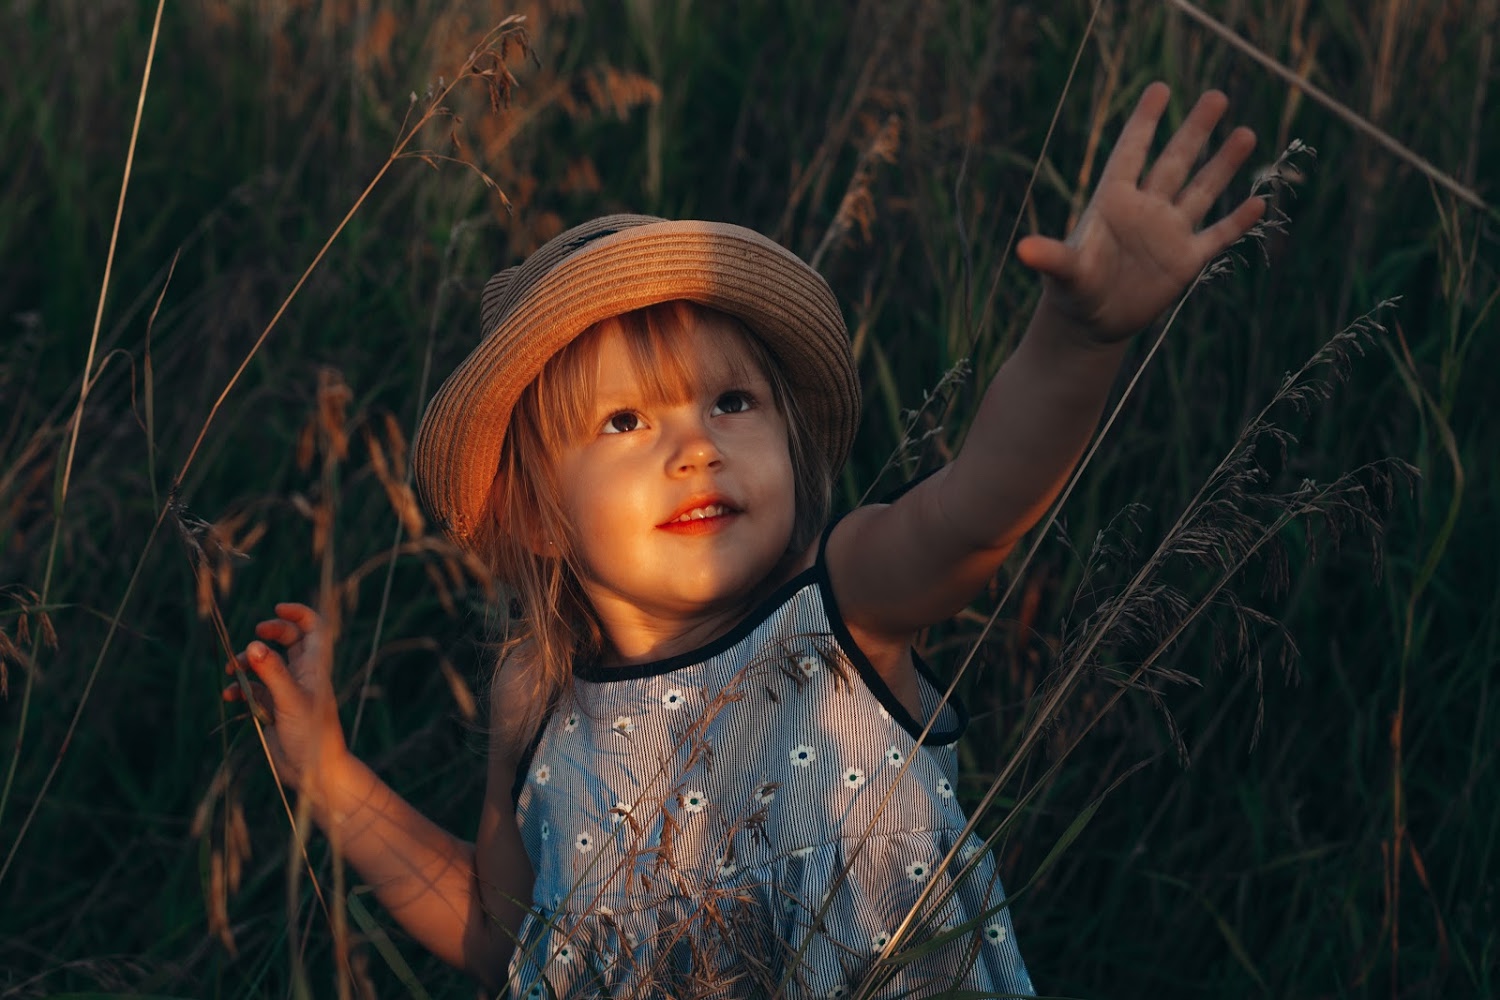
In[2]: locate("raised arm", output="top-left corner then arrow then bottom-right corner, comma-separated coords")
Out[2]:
226,603 -> 533,989
828,83 -> 1265,640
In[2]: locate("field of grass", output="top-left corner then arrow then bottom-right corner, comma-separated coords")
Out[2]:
1,0 -> 1496,997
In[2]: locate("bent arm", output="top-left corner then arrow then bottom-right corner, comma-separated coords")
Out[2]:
830,297 -> 1126,637
302,748 -> 533,989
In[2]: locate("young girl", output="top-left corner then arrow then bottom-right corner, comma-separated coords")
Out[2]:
228,82 -> 1264,997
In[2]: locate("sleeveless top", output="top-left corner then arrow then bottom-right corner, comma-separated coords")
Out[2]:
505,533 -> 1035,999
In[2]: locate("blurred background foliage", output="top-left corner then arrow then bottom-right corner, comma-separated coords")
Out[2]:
0,0 -> 1495,996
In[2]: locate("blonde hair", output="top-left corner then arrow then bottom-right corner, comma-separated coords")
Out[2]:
473,300 -> 833,754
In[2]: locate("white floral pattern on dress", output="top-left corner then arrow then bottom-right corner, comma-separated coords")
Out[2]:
553,942 -> 576,965
507,577 -> 1033,997
825,985 -> 849,998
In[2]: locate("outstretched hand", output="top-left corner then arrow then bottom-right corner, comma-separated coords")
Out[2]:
1016,82 -> 1265,344
224,602 -> 349,795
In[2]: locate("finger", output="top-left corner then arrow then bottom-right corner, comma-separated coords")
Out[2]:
1100,81 -> 1171,186
242,640 -> 303,706
1175,125 -> 1258,223
1016,235 -> 1077,281
255,618 -> 302,646
1193,194 -> 1267,259
275,602 -> 321,631
223,678 -> 270,708
223,671 -> 275,723
1143,89 -> 1229,197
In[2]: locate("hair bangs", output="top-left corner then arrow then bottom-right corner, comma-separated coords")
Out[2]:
530,300 -> 771,447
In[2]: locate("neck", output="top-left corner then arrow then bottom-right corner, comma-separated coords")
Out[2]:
583,551 -> 808,667
586,587 -> 756,667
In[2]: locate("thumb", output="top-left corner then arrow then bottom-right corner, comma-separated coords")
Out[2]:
243,641 -> 305,707
1016,235 -> 1076,280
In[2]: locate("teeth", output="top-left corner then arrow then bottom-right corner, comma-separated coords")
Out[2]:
674,504 -> 729,522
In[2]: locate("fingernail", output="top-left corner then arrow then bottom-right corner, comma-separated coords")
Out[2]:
248,641 -> 264,660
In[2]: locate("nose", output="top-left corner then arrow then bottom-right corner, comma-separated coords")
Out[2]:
666,415 -> 723,474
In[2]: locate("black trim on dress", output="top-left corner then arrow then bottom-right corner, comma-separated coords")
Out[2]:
570,564 -> 819,681
811,515 -> 969,746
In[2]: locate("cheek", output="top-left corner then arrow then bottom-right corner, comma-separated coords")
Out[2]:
562,453 -> 652,532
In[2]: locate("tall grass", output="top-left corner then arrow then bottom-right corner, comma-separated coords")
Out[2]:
1,0 -> 1496,997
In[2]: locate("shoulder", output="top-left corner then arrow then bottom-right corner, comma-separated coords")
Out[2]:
811,508 -> 926,717
821,505 -> 915,644
488,641 -> 543,771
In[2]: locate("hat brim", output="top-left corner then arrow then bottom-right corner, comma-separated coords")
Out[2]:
413,219 -> 859,545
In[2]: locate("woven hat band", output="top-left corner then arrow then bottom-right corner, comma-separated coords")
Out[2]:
481,215 -> 665,336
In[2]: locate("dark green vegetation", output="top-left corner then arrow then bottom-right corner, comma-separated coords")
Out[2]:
2,0 -> 1495,997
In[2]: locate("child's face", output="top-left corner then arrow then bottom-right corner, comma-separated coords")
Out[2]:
551,318 -> 797,640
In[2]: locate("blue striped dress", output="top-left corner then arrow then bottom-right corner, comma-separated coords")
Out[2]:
504,542 -> 1034,999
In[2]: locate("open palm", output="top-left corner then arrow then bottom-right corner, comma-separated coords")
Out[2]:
1017,82 -> 1265,343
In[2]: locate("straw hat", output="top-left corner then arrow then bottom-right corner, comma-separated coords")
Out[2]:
412,214 -> 860,546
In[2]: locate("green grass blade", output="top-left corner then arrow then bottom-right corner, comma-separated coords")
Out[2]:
346,888 -> 435,1000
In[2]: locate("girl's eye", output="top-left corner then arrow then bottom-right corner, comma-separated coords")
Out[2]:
602,411 -> 642,434
712,391 -> 753,416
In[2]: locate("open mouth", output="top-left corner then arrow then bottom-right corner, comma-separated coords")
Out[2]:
659,499 -> 740,532
669,503 -> 732,523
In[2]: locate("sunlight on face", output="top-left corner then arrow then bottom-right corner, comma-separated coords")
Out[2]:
549,309 -> 798,659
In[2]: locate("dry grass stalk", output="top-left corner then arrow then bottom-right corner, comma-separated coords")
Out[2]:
0,0 -> 168,894
0,587 -> 56,700
497,641 -> 911,998
857,357 -> 972,506
1165,0 -> 1490,215
172,505 -> 266,620
809,114 -> 902,272
175,16 -> 532,483
876,301 -> 1416,992
1066,3 -> 1125,233
840,142 -> 1419,991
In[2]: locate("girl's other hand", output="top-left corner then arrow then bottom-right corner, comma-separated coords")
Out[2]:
223,602 -> 350,796
1016,81 -> 1266,345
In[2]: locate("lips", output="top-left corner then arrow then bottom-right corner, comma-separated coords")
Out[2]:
669,502 -> 731,523
658,495 -> 740,532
